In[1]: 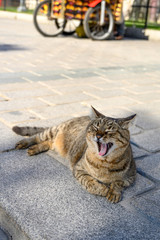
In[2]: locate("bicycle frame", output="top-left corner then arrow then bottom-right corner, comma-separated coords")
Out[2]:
89,0 -> 108,26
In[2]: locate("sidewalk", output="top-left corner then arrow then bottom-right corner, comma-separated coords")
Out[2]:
1,10 -> 160,40
0,17 -> 160,240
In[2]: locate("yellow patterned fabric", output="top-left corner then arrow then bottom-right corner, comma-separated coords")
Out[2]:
52,0 -> 123,22
110,0 -> 123,22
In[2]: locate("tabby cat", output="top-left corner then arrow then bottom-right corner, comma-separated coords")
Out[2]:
12,106 -> 136,203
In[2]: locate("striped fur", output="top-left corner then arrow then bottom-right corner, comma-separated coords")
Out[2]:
12,106 -> 136,203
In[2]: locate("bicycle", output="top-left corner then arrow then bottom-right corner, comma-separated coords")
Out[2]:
33,0 -> 122,40
33,0 -> 81,37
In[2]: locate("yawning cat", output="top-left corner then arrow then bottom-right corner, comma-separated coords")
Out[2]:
12,106 -> 136,203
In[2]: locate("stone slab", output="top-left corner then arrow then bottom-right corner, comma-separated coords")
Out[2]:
40,92 -> 96,105
0,99 -> 48,113
82,96 -> 139,110
83,88 -> 127,99
128,189 -> 160,228
135,113 -> 160,130
126,92 -> 160,104
131,144 -> 149,159
131,129 -> 160,153
0,82 -> 45,92
3,88 -> 56,99
136,154 -> 160,180
0,149 -> 156,240
32,103 -> 89,119
127,101 -> 160,115
0,110 -> 39,125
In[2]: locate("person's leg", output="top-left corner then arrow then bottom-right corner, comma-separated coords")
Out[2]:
115,20 -> 125,40
115,10 -> 125,40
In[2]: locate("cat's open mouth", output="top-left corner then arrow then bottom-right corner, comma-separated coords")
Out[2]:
97,142 -> 113,156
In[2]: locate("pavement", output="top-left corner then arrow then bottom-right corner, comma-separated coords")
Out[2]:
0,13 -> 160,240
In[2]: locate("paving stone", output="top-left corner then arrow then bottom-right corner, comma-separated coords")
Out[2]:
131,144 -> 149,159
122,173 -> 154,200
125,85 -> 160,94
38,79 -> 76,88
127,101 -> 160,115
0,110 -> 39,125
26,73 -> 66,82
130,125 -> 142,135
50,84 -> 103,95
129,189 -> 160,225
3,88 -> 56,99
0,77 -> 25,84
61,69 -> 98,79
136,154 -> 160,180
136,113 -> 160,130
89,79 -> 129,89
126,92 -> 160,104
83,88 -> 127,99
16,116 -> 72,129
40,92 -> 96,105
131,129 -> 160,153
0,82 -> 45,92
122,73 -> 160,85
0,99 -> 48,113
82,96 -> 139,110
32,103 -> 89,119
0,72 -> 25,81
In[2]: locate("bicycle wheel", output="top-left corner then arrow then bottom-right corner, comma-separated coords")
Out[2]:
63,19 -> 81,35
33,0 -> 65,37
55,19 -> 80,35
83,5 -> 114,40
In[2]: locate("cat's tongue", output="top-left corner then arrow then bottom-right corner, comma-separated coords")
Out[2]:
99,143 -> 107,156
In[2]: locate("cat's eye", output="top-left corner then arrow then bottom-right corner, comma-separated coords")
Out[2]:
105,131 -> 109,135
104,131 -> 109,135
105,130 -> 114,135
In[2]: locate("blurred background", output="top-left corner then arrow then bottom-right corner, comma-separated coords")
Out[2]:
0,0 -> 160,30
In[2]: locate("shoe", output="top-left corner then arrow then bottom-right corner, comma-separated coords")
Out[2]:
115,35 -> 123,40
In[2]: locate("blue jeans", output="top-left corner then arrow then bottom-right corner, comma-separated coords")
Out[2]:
116,20 -> 125,36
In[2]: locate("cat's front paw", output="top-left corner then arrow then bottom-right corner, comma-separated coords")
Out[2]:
28,145 -> 39,156
106,188 -> 121,203
15,139 -> 30,150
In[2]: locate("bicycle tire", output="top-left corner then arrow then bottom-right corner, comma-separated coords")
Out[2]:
33,0 -> 65,37
83,5 -> 114,40
63,19 -> 81,35
55,19 -> 81,35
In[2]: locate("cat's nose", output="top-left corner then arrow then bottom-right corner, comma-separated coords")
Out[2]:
96,134 -> 103,140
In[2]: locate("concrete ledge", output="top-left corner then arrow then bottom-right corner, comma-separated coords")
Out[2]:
0,205 -> 29,240
145,29 -> 160,41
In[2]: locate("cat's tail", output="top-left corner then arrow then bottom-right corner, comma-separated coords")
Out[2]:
12,126 -> 48,136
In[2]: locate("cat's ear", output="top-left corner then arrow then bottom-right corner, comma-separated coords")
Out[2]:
90,106 -> 106,119
117,114 -> 136,129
